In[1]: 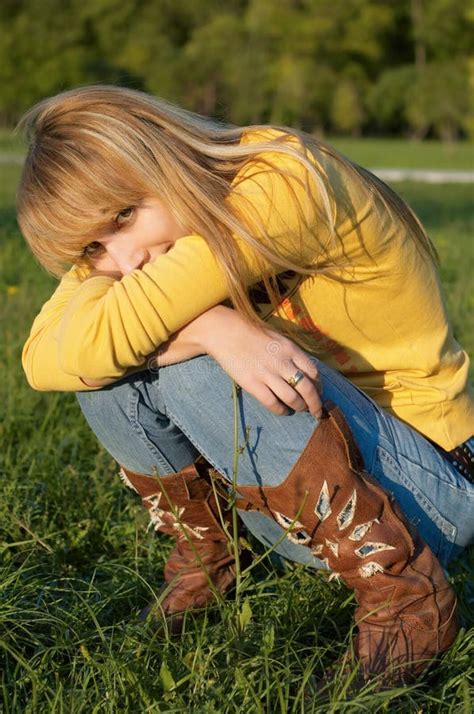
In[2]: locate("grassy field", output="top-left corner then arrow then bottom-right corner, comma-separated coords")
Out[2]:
0,129 -> 24,154
1,158 -> 473,711
329,138 -> 474,171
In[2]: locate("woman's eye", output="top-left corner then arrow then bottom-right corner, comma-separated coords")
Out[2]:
82,241 -> 103,257
115,207 -> 134,227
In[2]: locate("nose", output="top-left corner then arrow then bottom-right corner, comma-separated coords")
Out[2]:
107,244 -> 150,276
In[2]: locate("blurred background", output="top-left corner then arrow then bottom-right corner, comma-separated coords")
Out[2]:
0,0 -> 472,140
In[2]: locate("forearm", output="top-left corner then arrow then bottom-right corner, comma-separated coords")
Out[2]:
152,303 -> 235,365
58,236 -> 239,380
80,304 -> 232,387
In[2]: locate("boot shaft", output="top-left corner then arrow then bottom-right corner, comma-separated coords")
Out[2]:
120,457 -> 233,542
234,401 -> 459,683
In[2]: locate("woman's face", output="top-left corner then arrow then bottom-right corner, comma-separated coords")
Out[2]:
82,197 -> 188,275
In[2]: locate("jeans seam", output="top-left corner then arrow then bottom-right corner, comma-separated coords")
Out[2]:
160,398 -> 231,483
376,446 -> 457,541
404,451 -> 474,497
319,366 -> 384,427
127,386 -> 176,475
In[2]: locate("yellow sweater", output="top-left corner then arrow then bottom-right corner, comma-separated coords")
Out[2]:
22,129 -> 473,451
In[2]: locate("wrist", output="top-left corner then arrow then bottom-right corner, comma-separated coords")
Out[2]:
184,304 -> 235,352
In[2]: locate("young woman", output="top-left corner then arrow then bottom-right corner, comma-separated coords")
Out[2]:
18,85 -> 473,687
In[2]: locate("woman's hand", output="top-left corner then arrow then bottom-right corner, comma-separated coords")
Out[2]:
191,305 -> 322,418
80,300 -> 322,418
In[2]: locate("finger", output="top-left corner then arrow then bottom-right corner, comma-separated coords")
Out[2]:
295,353 -> 319,382
297,378 -> 323,418
251,383 -> 292,416
266,372 -> 308,412
287,363 -> 323,418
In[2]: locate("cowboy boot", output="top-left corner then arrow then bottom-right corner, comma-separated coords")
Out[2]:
235,402 -> 459,686
119,456 -> 241,633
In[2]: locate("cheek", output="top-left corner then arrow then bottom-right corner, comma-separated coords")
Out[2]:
147,206 -> 185,244
152,218 -> 175,243
88,251 -> 118,271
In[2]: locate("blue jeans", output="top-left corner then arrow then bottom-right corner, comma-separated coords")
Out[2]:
76,355 -> 474,569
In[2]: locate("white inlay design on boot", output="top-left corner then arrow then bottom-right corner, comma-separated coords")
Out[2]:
359,561 -> 384,578
118,468 -> 139,493
172,522 -> 209,540
287,530 -> 311,545
314,481 -> 332,521
328,571 -> 341,582
348,519 -> 379,542
325,539 -> 339,557
144,493 -> 210,541
337,490 -> 357,530
274,511 -> 310,545
144,493 -> 167,530
355,541 -> 395,559
274,511 -> 302,530
311,543 -> 324,556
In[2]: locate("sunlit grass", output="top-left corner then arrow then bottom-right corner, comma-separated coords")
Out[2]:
0,128 -> 24,154
329,137 -> 474,171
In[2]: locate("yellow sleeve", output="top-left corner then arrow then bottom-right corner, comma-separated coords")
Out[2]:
28,135 -> 326,385
58,232 -> 273,380
21,265 -> 103,391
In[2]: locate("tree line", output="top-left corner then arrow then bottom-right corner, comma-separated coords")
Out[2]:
0,0 -> 471,139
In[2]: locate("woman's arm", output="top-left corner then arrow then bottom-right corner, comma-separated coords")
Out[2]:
57,137 -> 325,381
83,304 -> 322,418
165,303 -> 322,417
21,264 -> 99,391
57,234 -> 255,381
80,304 -> 214,387
23,133 -> 326,390
23,263 -> 321,415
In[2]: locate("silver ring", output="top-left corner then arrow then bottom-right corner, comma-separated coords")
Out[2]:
287,369 -> 305,388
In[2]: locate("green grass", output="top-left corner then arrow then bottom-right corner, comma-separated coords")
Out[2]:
0,129 -> 24,154
1,163 -> 473,711
329,138 -> 474,171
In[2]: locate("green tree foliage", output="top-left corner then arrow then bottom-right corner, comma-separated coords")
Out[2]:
330,80 -> 365,136
405,62 -> 469,141
0,0 -> 471,138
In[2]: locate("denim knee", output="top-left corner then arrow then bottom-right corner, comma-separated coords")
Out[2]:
76,375 -> 138,440
76,372 -> 200,474
155,355 -> 319,487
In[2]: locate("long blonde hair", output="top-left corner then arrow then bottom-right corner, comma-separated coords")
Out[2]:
16,85 -> 437,351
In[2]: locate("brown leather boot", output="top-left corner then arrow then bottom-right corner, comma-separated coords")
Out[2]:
119,456 -> 240,633
235,402 -> 459,686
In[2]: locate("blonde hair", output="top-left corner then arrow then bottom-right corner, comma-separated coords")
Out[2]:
16,85 -> 437,352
